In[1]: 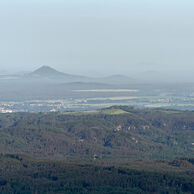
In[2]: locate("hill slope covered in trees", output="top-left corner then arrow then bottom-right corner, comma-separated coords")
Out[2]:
0,154 -> 193,193
0,106 -> 193,160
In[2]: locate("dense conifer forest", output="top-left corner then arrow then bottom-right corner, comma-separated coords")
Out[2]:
0,106 -> 193,193
0,154 -> 193,193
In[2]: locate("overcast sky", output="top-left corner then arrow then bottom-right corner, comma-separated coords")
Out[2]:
0,0 -> 194,78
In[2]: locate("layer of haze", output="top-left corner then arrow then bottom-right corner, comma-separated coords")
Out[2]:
0,0 -> 194,81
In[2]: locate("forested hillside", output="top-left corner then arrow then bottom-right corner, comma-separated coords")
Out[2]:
0,106 -> 194,193
0,106 -> 193,160
0,154 -> 193,193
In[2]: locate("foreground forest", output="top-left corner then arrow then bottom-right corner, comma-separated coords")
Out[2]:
0,106 -> 193,193
0,154 -> 193,193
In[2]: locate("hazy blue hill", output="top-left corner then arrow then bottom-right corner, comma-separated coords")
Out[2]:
25,66 -> 136,84
30,65 -> 65,77
28,66 -> 88,81
0,66 -> 138,101
93,74 -> 136,84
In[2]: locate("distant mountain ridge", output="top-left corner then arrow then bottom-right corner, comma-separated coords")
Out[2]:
99,74 -> 135,84
28,66 -> 135,84
29,66 -> 85,79
0,65 -> 135,84
30,66 -> 65,77
27,66 -> 89,82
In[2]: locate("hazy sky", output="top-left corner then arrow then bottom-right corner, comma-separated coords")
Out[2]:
0,0 -> 194,77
